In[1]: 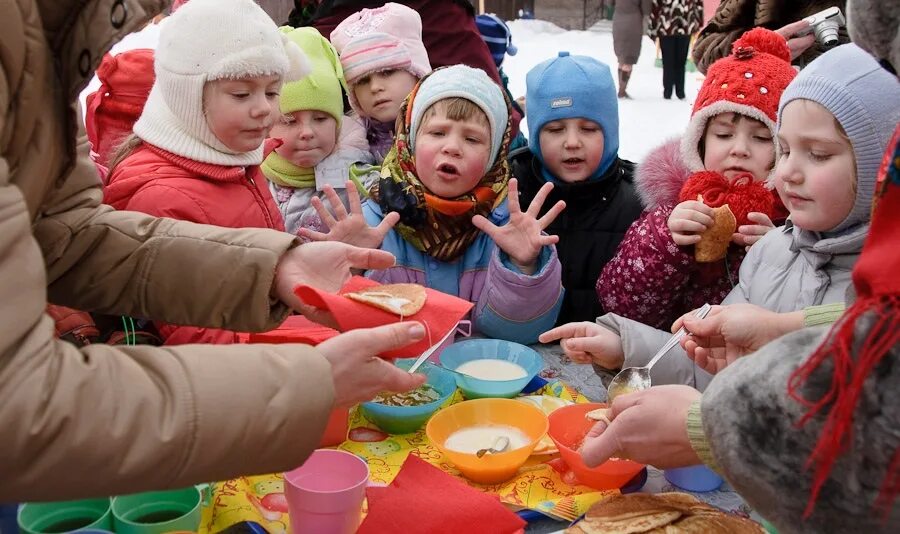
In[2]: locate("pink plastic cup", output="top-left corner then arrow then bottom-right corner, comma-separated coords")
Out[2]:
283,449 -> 369,534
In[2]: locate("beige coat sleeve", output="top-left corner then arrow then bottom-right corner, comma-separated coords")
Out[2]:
1,133 -> 334,501
35,134 -> 297,332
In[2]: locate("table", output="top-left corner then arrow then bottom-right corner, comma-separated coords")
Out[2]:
199,343 -> 758,533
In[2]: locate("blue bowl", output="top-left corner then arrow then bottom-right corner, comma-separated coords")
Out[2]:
360,358 -> 457,434
439,339 -> 544,399
664,464 -> 724,492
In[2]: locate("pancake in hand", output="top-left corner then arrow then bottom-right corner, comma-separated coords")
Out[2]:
344,283 -> 427,316
695,194 -> 737,263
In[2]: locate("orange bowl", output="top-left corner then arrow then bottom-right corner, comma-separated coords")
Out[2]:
426,398 -> 548,484
547,402 -> 645,490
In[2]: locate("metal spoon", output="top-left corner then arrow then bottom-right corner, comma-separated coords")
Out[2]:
606,303 -> 713,403
476,436 -> 510,458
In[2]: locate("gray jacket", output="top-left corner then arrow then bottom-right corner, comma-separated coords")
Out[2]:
702,318 -> 900,532
596,221 -> 867,390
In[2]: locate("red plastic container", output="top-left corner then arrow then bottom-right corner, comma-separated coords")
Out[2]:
547,402 -> 644,490
319,408 -> 349,447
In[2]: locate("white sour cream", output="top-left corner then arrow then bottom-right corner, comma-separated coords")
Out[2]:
455,359 -> 527,381
444,424 -> 531,454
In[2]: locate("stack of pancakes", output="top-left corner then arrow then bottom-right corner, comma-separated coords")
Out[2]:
565,492 -> 764,533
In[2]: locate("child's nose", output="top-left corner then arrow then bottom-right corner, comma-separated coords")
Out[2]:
250,94 -> 271,118
564,130 -> 581,148
441,136 -> 462,155
775,155 -> 801,184
730,138 -> 750,157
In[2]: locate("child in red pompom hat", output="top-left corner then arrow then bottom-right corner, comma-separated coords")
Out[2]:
597,27 -> 796,330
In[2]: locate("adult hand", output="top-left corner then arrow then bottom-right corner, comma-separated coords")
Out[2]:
667,200 -> 714,246
672,304 -> 804,374
273,241 -> 396,327
539,321 -> 625,369
776,19 -> 817,61
732,212 -> 775,250
297,181 -> 400,250
317,322 -> 428,407
473,179 -> 565,275
579,385 -> 702,469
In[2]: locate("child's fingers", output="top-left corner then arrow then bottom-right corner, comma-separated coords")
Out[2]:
471,214 -> 497,235
678,200 -> 715,217
526,180 -> 554,218
745,212 -> 775,227
538,200 -> 566,229
539,324 -> 583,343
297,228 -> 329,242
737,224 -> 772,236
376,211 -> 400,235
672,233 -> 702,246
564,350 -> 593,364
347,181 -> 364,214
323,185 -> 349,220
507,178 -> 523,214
310,196 -> 338,228
669,218 -> 708,234
538,234 -> 560,246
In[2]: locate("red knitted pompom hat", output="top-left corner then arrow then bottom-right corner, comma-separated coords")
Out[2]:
681,28 -> 797,174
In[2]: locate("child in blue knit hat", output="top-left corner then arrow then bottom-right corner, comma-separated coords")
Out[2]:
511,52 -> 644,325
305,65 -> 566,345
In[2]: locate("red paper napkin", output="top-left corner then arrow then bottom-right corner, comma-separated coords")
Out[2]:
245,315 -> 339,345
358,455 -> 526,534
293,276 -> 473,359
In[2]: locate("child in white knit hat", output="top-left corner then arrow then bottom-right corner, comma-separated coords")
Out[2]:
330,3 -> 432,164
103,0 -> 309,346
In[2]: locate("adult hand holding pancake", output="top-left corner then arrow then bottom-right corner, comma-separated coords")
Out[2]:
272,241 -> 398,328
579,386 -> 702,469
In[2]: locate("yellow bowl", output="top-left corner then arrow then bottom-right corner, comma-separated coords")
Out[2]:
425,398 -> 549,484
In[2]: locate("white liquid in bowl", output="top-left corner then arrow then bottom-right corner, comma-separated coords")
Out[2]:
455,359 -> 527,381
444,424 -> 531,454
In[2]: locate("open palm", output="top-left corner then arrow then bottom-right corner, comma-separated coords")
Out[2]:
472,179 -> 565,274
298,181 -> 399,250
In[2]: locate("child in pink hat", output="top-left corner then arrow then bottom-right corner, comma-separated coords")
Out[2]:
331,3 -> 432,164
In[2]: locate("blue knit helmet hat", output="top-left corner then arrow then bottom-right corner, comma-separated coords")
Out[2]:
526,52 -> 619,179
777,43 -> 900,233
475,13 -> 518,68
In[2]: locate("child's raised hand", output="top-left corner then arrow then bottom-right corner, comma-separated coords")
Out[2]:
298,181 -> 399,250
538,322 -> 625,369
472,179 -> 565,275
667,200 -> 715,246
732,212 -> 775,250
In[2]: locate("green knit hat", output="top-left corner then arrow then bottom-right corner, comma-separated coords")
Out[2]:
278,27 -> 346,125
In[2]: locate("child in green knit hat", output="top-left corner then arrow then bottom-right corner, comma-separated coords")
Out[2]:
262,26 -> 377,236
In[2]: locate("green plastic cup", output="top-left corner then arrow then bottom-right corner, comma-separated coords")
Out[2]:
111,487 -> 201,534
17,497 -> 112,533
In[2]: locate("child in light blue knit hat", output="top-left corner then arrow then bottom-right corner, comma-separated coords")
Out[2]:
306,65 -> 566,345
510,51 -> 643,324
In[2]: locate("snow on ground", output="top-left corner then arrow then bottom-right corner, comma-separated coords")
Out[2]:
81,17 -> 705,163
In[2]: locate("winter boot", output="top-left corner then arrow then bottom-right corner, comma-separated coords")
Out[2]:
618,67 -> 632,99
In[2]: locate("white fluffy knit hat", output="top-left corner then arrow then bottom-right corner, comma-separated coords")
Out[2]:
134,0 -> 310,166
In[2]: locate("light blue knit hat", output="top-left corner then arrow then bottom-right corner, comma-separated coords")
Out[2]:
408,65 -> 509,171
778,43 -> 900,233
526,52 -> 619,179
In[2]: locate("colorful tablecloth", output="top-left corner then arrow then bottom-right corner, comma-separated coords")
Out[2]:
200,381 -> 616,533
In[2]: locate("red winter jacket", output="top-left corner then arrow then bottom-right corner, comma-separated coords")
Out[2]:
596,138 -> 784,330
104,142 -> 285,345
